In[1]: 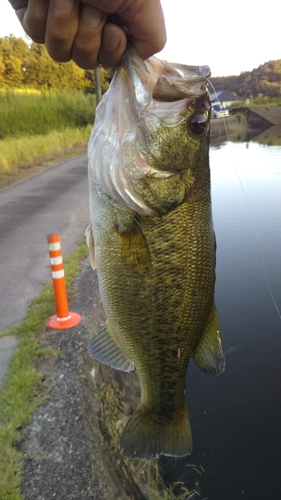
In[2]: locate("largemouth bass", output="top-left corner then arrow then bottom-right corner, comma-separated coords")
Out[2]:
87,48 -> 225,460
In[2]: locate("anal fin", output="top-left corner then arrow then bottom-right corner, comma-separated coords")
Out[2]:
87,322 -> 134,372
192,303 -> 225,374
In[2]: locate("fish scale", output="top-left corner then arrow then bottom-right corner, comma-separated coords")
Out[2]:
87,47 -> 225,460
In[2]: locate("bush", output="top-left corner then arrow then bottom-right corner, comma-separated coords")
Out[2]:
0,89 -> 96,137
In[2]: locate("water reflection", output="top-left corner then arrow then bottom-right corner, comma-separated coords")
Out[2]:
211,121 -> 281,147
253,125 -> 281,146
160,137 -> 281,500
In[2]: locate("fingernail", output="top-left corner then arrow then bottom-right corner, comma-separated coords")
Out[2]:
54,0 -> 75,14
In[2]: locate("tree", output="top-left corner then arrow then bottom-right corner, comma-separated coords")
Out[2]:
0,55 -> 6,85
0,35 -> 29,86
85,66 -> 113,94
210,59 -> 281,99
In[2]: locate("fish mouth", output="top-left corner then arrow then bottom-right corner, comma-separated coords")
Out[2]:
147,58 -> 211,102
125,45 -> 211,104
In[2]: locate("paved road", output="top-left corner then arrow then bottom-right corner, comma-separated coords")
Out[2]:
0,154 -> 89,332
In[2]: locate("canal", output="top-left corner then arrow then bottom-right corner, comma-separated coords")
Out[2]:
161,134 -> 281,500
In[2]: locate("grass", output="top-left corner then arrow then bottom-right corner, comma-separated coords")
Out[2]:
230,96 -> 281,108
0,88 -> 95,181
0,125 -> 92,175
0,89 -> 96,138
0,240 -> 88,500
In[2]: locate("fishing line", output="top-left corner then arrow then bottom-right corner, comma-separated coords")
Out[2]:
206,78 -> 281,323
229,155 -> 281,322
206,79 -> 229,138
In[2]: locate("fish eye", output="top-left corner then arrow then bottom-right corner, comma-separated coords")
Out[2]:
189,114 -> 208,136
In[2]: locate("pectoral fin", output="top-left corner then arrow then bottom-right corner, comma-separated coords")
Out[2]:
85,224 -> 96,270
118,218 -> 151,272
87,322 -> 134,372
192,303 -> 225,374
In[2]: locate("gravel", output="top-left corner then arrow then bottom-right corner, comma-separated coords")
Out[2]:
21,259 -> 143,500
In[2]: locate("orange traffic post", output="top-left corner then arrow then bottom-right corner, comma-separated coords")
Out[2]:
47,233 -> 81,329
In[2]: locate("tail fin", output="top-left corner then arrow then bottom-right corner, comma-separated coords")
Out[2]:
119,404 -> 192,460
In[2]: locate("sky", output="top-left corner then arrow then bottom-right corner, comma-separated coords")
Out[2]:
0,0 -> 280,77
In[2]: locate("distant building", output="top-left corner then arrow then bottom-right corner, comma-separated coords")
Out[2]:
209,91 -> 240,107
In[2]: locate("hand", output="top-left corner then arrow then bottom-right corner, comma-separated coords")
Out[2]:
9,0 -> 166,69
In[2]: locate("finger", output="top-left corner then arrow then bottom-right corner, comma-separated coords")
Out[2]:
14,7 -> 28,27
81,0 -> 166,59
9,0 -> 48,43
8,0 -> 27,6
45,0 -> 80,62
122,0 -> 166,60
8,0 -> 27,12
72,3 -> 107,69
98,23 -> 127,68
8,0 -> 27,23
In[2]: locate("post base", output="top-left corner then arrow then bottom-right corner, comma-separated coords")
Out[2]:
48,312 -> 82,330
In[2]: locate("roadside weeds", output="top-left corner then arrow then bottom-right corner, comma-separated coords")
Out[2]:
0,240 -> 88,499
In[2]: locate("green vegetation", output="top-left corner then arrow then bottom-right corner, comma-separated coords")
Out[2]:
0,89 -> 95,179
1,35 -> 280,102
0,88 -> 96,137
0,240 -> 88,500
0,35 -> 114,181
210,59 -> 281,99
0,125 -> 92,176
0,35 -> 113,93
230,96 -> 281,108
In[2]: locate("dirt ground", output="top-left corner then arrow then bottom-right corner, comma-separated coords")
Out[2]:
21,260 -> 146,500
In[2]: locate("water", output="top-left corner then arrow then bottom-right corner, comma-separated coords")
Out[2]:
160,139 -> 281,499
